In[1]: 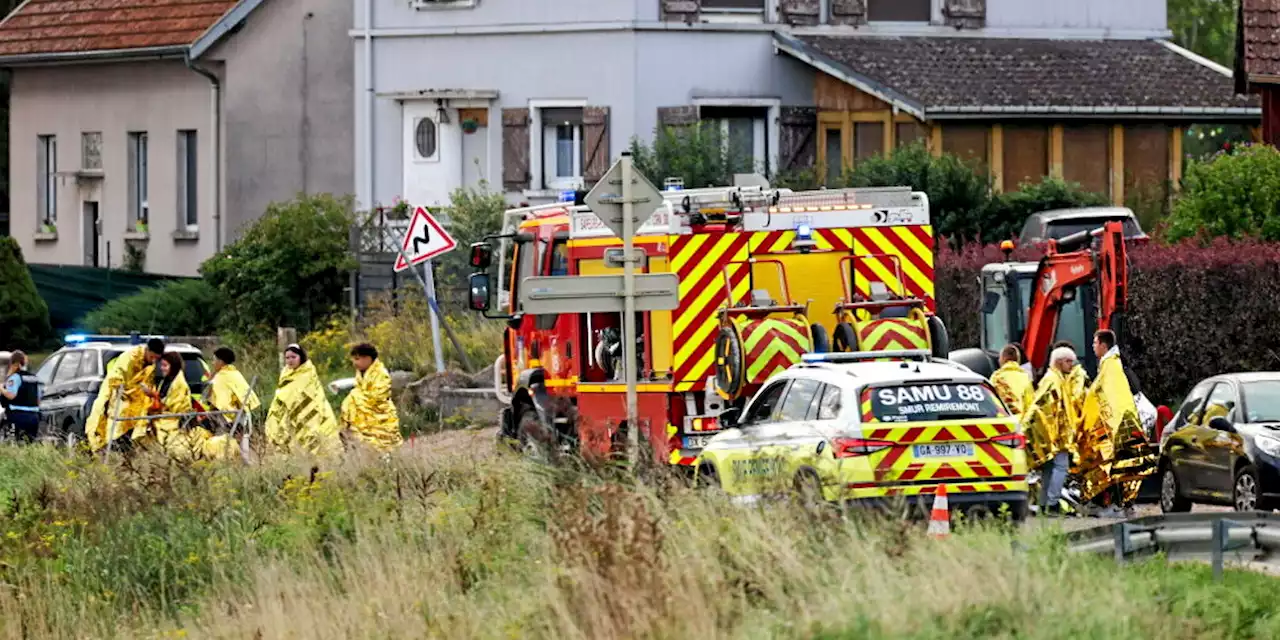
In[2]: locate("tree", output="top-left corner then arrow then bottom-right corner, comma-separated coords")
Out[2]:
201,193 -> 357,334
1167,143 -> 1280,242
630,123 -> 750,189
1169,0 -> 1238,67
0,237 -> 51,348
435,181 -> 507,291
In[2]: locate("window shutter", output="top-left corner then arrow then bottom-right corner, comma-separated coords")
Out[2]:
778,0 -> 820,25
502,108 -> 531,192
657,106 -> 699,128
943,0 -> 985,29
779,107 -> 817,173
829,0 -> 867,26
583,106 -> 611,185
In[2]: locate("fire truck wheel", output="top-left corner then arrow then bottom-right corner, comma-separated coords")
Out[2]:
833,323 -> 858,353
515,405 -> 555,460
927,315 -> 950,358
810,324 -> 830,353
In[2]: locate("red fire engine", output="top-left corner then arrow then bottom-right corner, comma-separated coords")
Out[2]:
467,183 -> 949,466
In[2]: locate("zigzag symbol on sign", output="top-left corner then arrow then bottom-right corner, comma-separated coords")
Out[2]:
394,206 -> 458,272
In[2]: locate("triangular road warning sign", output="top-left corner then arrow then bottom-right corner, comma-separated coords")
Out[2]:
394,206 -> 458,272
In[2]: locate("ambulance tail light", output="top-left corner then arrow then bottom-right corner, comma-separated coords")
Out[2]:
992,433 -> 1026,449
832,437 -> 895,458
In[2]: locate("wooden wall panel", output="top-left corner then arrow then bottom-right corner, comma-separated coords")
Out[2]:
896,121 -> 925,147
1062,124 -> 1110,196
1124,124 -> 1170,201
815,72 -> 889,111
854,122 -> 885,162
942,124 -> 989,166
1001,125 -> 1048,189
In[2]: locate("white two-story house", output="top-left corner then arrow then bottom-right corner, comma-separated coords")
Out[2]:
355,0 -> 1256,213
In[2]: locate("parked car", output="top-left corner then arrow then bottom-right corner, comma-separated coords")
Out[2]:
1158,373 -> 1280,513
1018,207 -> 1148,246
34,336 -> 209,444
695,350 -> 1029,520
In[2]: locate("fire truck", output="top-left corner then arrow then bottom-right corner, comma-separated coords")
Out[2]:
466,182 -> 949,466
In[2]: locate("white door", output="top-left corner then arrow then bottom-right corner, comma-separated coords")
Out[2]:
402,103 -> 461,209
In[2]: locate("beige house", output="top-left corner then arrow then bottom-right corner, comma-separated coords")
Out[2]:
0,0 -> 352,276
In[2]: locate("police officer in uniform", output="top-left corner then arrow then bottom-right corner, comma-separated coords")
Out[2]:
1,350 -> 42,443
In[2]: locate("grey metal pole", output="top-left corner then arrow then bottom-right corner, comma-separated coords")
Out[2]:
424,259 -> 446,373
621,152 -> 640,464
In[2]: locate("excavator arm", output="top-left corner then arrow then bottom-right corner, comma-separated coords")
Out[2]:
1021,221 -> 1129,371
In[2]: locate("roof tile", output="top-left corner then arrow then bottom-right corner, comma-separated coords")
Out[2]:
796,36 -> 1257,112
1243,0 -> 1280,77
0,0 -> 238,57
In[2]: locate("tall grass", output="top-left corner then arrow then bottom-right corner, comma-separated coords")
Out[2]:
2,442 -> 1279,639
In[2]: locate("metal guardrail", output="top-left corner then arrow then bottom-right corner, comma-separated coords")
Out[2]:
1066,512 -> 1280,579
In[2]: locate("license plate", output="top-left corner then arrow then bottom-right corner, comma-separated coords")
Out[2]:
913,443 -> 975,458
684,435 -> 714,450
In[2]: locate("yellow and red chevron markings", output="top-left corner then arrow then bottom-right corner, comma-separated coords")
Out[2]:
671,232 -> 750,392
734,316 -> 812,386
854,317 -> 930,351
851,226 -> 935,310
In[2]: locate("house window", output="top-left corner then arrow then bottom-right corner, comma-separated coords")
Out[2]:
868,0 -> 932,22
128,132 -> 149,224
37,135 -> 56,224
176,130 -> 198,230
414,118 -> 438,161
701,106 -> 769,175
81,132 -> 102,171
700,0 -> 765,22
540,107 -> 584,190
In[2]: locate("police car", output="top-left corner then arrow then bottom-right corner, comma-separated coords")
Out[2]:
695,350 -> 1030,520
33,334 -> 210,443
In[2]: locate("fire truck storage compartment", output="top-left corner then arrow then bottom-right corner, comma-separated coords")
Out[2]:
576,389 -> 673,462
575,253 -> 673,382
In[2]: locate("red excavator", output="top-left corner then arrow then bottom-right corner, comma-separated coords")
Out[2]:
949,220 -> 1130,379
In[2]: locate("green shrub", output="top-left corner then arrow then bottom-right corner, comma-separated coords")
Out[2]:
979,177 -> 1110,243
840,143 -> 993,245
81,279 -> 223,335
0,237 -> 51,349
435,181 -> 508,291
630,123 -> 751,189
1167,144 -> 1280,242
201,193 -> 357,334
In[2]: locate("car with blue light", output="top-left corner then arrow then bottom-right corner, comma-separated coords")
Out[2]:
34,334 -> 209,444
1158,372 -> 1280,513
695,350 -> 1030,520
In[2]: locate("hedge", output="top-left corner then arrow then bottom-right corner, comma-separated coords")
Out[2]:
937,240 -> 1280,406
81,279 -> 224,336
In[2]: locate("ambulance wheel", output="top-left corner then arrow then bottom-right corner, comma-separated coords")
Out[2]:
714,327 -> 745,401
810,324 -> 830,354
833,323 -> 858,353
927,315 -> 950,359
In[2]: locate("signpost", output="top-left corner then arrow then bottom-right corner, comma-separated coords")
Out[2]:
393,206 -> 465,373
582,152 -> 667,463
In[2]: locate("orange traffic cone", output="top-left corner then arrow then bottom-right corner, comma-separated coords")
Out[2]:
927,485 -> 951,538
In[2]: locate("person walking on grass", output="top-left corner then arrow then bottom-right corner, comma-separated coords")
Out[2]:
1,351 -> 42,444
340,343 -> 402,452
264,344 -> 341,458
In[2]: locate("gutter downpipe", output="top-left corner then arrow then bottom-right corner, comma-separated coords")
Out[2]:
186,53 -> 223,252
363,0 -> 374,213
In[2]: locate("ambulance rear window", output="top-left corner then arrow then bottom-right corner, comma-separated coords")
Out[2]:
867,382 -> 1002,423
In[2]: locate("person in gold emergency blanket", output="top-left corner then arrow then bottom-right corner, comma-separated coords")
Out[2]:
340,343 -> 402,452
1021,346 -> 1084,515
184,347 -> 261,462
264,344 -> 341,458
1076,330 -> 1157,513
990,344 -> 1034,417
132,351 -> 201,459
84,338 -> 166,452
